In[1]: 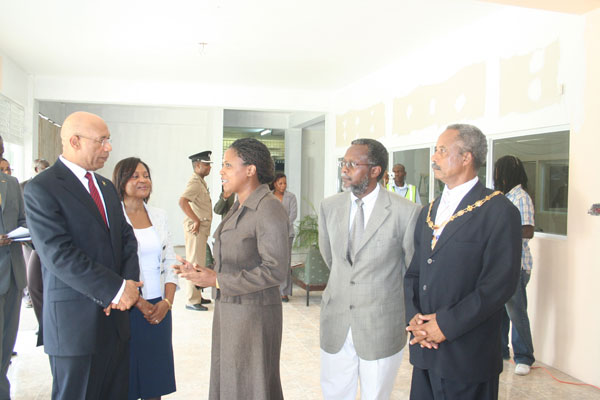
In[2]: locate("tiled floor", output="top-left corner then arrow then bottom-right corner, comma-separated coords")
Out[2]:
9,289 -> 600,399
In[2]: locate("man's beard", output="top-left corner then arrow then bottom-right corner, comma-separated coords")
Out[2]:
342,174 -> 370,197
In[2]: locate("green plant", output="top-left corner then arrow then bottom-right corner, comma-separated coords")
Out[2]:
293,214 -> 319,250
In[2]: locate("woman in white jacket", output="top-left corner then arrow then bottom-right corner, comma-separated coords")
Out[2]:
113,157 -> 178,400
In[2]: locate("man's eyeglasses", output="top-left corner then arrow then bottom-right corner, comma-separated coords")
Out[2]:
338,160 -> 373,169
77,135 -> 112,147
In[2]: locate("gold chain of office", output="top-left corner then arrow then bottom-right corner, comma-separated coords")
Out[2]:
426,190 -> 503,231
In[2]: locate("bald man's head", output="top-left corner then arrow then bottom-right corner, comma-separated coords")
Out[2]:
61,112 -> 112,171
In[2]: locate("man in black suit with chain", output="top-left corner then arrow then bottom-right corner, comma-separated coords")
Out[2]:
404,124 -> 522,400
24,111 -> 141,399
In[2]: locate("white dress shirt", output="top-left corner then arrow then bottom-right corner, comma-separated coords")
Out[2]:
348,183 -> 380,232
433,176 -> 479,240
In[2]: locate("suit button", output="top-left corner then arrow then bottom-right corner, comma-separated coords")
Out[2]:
349,305 -> 354,310
427,258 -> 433,264
350,281 -> 355,285
422,285 -> 427,291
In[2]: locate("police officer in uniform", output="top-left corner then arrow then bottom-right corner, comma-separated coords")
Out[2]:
178,151 -> 213,311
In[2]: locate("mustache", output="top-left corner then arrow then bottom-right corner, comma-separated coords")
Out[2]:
431,163 -> 441,170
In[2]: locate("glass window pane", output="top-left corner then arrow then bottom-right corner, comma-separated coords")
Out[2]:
492,130 -> 569,235
392,148 -> 430,203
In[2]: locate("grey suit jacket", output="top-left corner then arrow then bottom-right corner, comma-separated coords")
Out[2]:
318,187 -> 420,360
0,172 -> 27,295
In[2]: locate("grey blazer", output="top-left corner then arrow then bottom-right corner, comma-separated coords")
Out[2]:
280,191 -> 297,238
0,172 -> 27,295
318,188 -> 420,361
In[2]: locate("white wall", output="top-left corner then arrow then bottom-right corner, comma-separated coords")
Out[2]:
0,51 -> 29,107
284,128 -> 302,228
35,76 -> 331,112
0,51 -> 34,180
54,103 -> 223,246
301,122 -> 325,217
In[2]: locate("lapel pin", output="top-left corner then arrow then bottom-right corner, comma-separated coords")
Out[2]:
102,181 -> 107,186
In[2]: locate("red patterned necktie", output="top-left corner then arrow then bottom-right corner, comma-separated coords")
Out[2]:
84,172 -> 108,226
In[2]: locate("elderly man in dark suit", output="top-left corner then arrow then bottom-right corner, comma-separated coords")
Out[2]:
404,124 -> 522,400
24,111 -> 141,400
0,146 -> 27,399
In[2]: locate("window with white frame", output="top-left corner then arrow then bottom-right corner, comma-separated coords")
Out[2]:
492,130 -> 569,236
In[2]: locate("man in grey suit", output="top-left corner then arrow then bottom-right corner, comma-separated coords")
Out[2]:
0,146 -> 27,398
318,138 -> 420,399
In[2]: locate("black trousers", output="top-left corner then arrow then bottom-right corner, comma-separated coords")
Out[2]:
410,366 -> 499,400
49,333 -> 129,400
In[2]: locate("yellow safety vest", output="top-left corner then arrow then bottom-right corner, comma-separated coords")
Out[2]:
387,184 -> 417,202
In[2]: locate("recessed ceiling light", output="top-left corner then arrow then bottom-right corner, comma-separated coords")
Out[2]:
260,129 -> 272,136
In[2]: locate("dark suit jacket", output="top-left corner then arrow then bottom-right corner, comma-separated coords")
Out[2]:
23,158 -> 139,356
0,172 -> 27,294
404,181 -> 521,382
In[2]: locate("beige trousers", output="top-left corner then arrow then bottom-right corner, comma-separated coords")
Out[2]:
183,230 -> 208,304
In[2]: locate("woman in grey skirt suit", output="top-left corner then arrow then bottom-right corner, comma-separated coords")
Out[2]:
175,138 -> 289,400
270,172 -> 297,302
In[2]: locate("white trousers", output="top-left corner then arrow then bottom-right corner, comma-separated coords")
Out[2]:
320,328 -> 404,400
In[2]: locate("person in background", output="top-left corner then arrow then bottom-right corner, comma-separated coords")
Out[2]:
178,151 -> 213,311
0,159 -> 11,176
175,138 -> 289,399
405,124 -> 521,400
24,111 -> 141,399
389,163 -> 421,204
0,143 -> 27,398
20,158 -> 50,346
270,172 -> 297,302
494,155 -> 536,376
213,188 -> 235,217
113,157 -> 178,400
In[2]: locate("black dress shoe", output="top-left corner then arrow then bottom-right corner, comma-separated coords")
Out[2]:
185,304 -> 208,311
200,298 -> 212,304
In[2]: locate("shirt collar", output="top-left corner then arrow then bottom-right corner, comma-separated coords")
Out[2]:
241,184 -> 271,210
440,176 -> 479,204
59,154 -> 90,179
350,181 -> 380,207
506,184 -> 522,197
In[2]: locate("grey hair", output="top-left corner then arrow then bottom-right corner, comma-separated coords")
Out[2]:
351,138 -> 388,180
447,123 -> 487,169
34,158 -> 50,171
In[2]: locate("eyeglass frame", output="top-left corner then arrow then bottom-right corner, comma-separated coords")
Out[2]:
338,160 -> 374,169
76,134 -> 112,147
